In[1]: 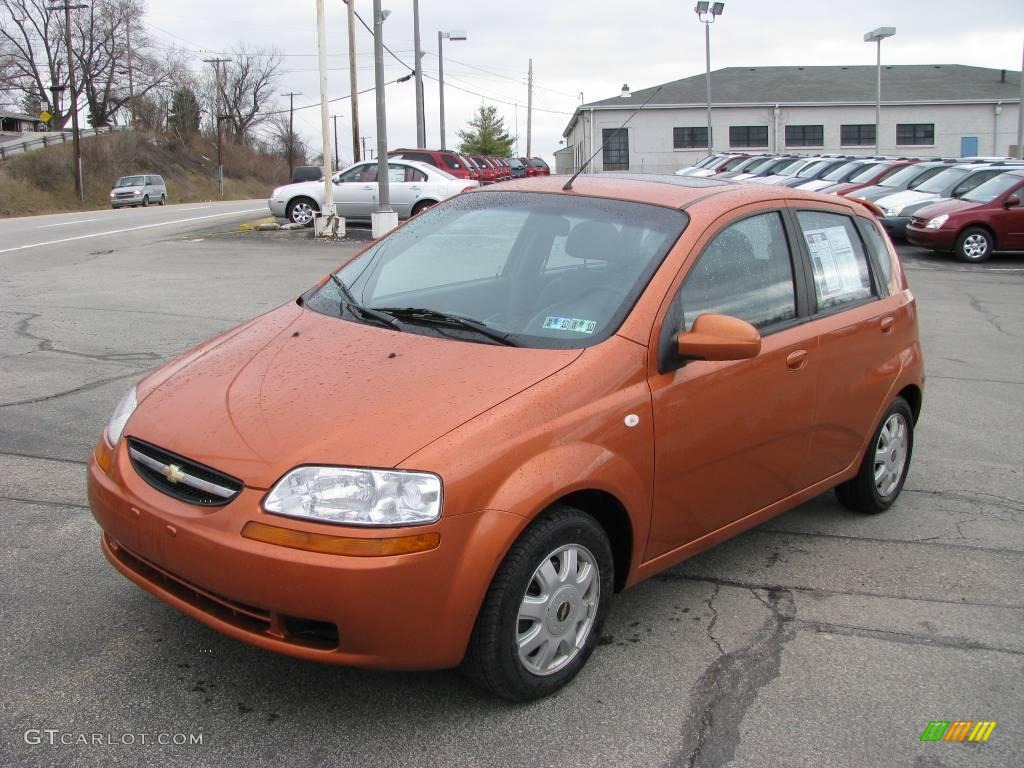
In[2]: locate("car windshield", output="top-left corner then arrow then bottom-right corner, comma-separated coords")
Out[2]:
115,176 -> 145,187
881,164 -> 930,188
916,167 -> 970,194
822,161 -> 863,181
849,163 -> 888,182
960,173 -> 1021,203
740,157 -> 775,173
779,160 -> 815,177
796,160 -> 829,178
768,159 -> 801,175
304,191 -> 687,349
719,156 -> 749,171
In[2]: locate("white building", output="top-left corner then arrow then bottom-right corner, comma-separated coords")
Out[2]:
562,65 -> 1022,174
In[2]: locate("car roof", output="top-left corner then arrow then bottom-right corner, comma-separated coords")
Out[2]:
487,174 -> 872,216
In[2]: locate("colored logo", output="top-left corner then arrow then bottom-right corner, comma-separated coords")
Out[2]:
920,721 -> 997,742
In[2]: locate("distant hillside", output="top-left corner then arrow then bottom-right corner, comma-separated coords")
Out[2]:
0,130 -> 289,217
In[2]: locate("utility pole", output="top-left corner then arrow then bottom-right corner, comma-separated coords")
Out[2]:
413,0 -> 425,147
371,0 -> 396,238
281,91 -> 302,177
1017,40 -> 1023,160
204,57 -> 230,196
526,58 -> 533,158
344,0 -> 360,162
126,15 -> 134,124
315,0 -> 334,227
48,2 -> 87,204
361,136 -> 370,159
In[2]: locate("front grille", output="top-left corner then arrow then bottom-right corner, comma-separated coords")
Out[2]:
128,438 -> 242,506
109,538 -> 339,650
115,191 -> 135,198
910,217 -> 927,227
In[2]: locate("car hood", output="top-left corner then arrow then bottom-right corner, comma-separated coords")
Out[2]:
126,302 -> 582,488
849,184 -> 896,202
910,198 -> 980,221
795,178 -> 835,192
274,180 -> 323,197
875,189 -> 939,213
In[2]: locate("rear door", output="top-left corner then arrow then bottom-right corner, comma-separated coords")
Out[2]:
647,205 -> 817,557
383,163 -> 426,217
788,204 -> 907,487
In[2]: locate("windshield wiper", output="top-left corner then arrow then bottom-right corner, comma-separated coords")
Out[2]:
327,274 -> 401,330
372,307 -> 518,346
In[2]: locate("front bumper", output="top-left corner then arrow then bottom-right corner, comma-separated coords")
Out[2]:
268,198 -> 287,218
879,216 -> 911,239
87,440 -> 523,670
906,223 -> 956,250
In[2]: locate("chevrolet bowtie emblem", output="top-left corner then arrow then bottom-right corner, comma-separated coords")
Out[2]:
162,463 -> 186,484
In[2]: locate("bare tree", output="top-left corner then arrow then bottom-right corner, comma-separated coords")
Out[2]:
0,0 -> 70,125
265,112 -> 307,166
207,44 -> 281,143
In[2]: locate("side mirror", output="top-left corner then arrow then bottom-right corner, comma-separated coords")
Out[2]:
677,314 -> 762,362
1004,194 -> 1021,208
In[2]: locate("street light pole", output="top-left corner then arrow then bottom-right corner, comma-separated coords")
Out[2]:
315,0 -> 334,230
864,27 -> 895,157
48,2 -> 88,204
413,0 -> 426,147
437,29 -> 466,150
344,0 -> 360,162
694,2 -> 724,158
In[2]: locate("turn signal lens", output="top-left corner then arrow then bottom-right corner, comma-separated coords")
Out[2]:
94,438 -> 114,473
241,521 -> 440,557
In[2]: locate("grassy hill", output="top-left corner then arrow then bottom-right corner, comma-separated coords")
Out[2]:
0,130 -> 288,217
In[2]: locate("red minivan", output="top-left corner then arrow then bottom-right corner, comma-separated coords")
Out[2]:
905,168 -> 1024,262
388,148 -> 476,180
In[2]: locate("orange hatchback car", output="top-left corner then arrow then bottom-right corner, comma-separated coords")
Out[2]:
88,174 -> 924,700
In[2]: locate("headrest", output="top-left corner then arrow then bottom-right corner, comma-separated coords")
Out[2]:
565,221 -> 622,261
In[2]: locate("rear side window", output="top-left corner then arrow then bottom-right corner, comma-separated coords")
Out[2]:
858,219 -> 892,292
677,211 -> 797,331
796,210 -> 874,311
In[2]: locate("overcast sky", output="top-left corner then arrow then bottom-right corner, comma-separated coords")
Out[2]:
147,0 -> 1024,165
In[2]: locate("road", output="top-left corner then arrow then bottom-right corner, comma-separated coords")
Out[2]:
1,207 -> 1021,768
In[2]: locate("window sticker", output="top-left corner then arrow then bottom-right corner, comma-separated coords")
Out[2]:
803,226 -> 864,299
542,316 -> 597,334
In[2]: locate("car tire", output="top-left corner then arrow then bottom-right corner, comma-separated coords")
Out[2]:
286,197 -> 319,227
462,504 -> 613,702
411,200 -> 436,216
954,227 -> 993,263
142,196 -> 150,207
159,195 -> 166,206
835,397 -> 914,514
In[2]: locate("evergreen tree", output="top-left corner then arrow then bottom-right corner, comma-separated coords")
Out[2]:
168,87 -> 201,137
457,104 -> 514,156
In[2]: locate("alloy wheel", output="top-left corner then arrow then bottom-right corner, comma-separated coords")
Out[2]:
962,233 -> 988,260
873,413 -> 909,498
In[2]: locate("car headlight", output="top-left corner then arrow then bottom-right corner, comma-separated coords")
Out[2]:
884,206 -> 902,217
264,467 -> 442,527
271,187 -> 282,198
924,214 -> 948,229
105,385 -> 138,446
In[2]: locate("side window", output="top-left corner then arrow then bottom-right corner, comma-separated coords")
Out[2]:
908,167 -> 943,189
857,219 -> 892,294
952,171 -> 996,197
386,164 -> 407,183
796,210 -> 874,310
678,211 -> 797,331
441,154 -> 461,169
338,165 -> 372,183
405,167 -> 427,182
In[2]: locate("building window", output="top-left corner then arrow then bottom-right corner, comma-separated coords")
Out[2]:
785,125 -> 824,147
841,124 -> 876,146
602,128 -> 629,171
673,126 -> 709,149
896,123 -> 934,145
729,125 -> 769,148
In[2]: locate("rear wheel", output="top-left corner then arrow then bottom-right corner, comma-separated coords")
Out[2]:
835,397 -> 914,514
286,197 -> 319,227
463,505 -> 613,701
954,227 -> 993,263
411,199 -> 436,216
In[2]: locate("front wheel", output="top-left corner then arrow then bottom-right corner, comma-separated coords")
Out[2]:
462,505 -> 613,701
835,397 -> 914,514
955,227 -> 993,263
286,197 -> 319,227
141,195 -> 150,207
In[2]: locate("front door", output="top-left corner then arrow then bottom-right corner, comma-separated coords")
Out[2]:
960,136 -> 979,157
647,207 -> 817,558
334,164 -> 378,218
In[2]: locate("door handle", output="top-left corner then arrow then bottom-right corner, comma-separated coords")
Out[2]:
880,316 -> 895,334
362,185 -> 374,190
786,350 -> 808,370
410,185 -> 422,191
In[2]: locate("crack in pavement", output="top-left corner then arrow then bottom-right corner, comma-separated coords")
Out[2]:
0,369 -> 139,408
0,450 -> 87,466
672,588 -> 796,768
902,488 -> 1024,514
754,528 -> 1024,556
0,495 -> 90,510
5,311 -> 163,366
703,583 -> 726,657
964,291 -> 1015,336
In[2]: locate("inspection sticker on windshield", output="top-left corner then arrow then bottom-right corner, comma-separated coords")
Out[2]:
543,316 -> 597,334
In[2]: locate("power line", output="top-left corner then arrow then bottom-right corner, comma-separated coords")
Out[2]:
259,76 -> 411,118
422,73 -> 573,116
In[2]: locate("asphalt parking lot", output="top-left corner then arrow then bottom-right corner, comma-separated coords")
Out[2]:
1,208 -> 1022,768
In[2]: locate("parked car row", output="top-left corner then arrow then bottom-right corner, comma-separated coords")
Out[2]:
389,148 -> 549,184
678,153 -> 1024,261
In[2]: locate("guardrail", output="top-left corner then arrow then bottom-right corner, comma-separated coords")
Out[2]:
0,126 -> 119,160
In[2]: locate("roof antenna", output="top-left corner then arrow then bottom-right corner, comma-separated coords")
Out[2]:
562,85 -> 664,191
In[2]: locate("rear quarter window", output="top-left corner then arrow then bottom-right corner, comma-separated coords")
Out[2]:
796,210 -> 875,311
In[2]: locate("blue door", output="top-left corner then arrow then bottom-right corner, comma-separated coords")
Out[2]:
960,136 -> 979,157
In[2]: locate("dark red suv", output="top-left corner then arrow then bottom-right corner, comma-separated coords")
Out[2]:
905,169 -> 1024,262
519,157 -> 551,177
388,148 -> 475,180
